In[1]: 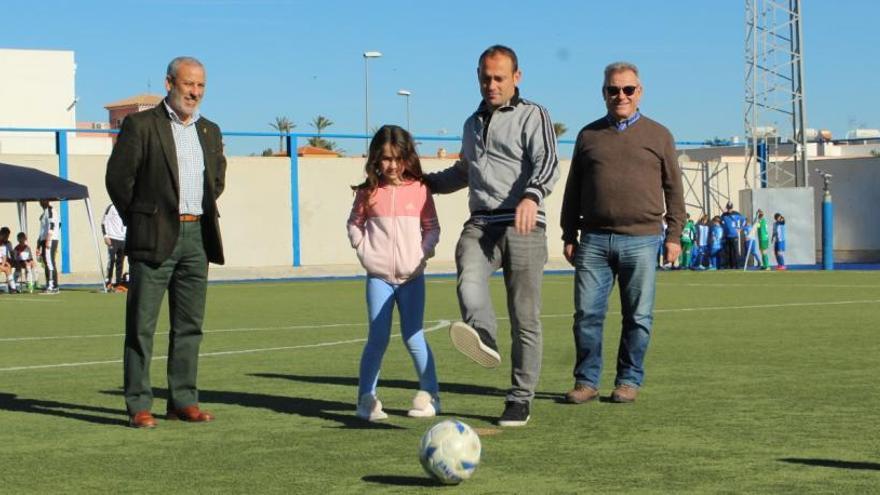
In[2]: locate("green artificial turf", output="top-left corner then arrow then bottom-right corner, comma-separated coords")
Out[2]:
1,271 -> 878,493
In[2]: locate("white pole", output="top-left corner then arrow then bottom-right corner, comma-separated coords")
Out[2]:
397,89 -> 412,132
84,197 -> 108,293
17,200 -> 27,235
364,57 -> 370,155
363,51 -> 382,155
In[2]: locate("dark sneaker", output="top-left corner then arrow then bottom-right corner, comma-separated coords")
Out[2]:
565,383 -> 600,404
498,401 -> 530,427
449,321 -> 501,368
610,385 -> 639,403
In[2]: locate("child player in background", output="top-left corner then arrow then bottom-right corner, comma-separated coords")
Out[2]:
14,232 -> 37,293
693,213 -> 709,270
347,125 -> 441,422
679,213 -> 695,269
742,219 -> 762,270
709,216 -> 724,270
772,212 -> 787,270
0,227 -> 16,293
755,209 -> 771,271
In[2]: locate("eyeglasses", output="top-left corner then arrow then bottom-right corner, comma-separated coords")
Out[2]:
604,85 -> 638,97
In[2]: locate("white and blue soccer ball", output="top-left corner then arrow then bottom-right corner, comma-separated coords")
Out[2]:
419,419 -> 481,484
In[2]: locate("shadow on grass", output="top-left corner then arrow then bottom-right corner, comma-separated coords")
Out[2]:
780,458 -> 880,471
362,475 -> 442,487
250,372 -> 561,402
102,388 -> 403,430
0,392 -> 127,426
251,373 -> 507,424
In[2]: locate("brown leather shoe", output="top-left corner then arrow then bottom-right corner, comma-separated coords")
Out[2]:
166,404 -> 214,422
565,384 -> 600,404
610,385 -> 639,403
129,410 -> 157,429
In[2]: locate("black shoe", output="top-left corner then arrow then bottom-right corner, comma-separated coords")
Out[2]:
497,401 -> 530,427
475,327 -> 498,353
449,321 -> 501,368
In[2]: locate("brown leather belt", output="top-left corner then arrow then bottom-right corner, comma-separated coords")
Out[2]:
179,214 -> 201,222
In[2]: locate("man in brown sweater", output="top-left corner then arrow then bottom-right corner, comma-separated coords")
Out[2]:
560,61 -> 685,404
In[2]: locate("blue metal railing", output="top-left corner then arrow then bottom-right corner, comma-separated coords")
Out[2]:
0,126 -> 719,272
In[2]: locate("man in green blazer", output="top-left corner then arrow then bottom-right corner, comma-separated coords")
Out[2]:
106,56 -> 226,428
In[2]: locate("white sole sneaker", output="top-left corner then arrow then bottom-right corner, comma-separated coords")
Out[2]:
497,416 -> 530,427
497,402 -> 531,427
407,390 -> 440,418
449,321 -> 501,368
356,393 -> 388,422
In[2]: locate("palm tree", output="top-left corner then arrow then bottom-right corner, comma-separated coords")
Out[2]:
553,122 -> 567,138
308,115 -> 337,151
269,116 -> 295,155
311,115 -> 333,134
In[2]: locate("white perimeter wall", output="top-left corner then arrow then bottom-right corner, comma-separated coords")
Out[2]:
2,153 -> 877,278
0,155 -> 570,277
740,187 -> 816,266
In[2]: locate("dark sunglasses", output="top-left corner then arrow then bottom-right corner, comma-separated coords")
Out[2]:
604,85 -> 638,97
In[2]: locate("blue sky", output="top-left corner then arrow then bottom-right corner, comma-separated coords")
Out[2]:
3,0 -> 878,156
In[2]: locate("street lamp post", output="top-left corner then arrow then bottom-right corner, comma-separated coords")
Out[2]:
363,51 -> 382,155
397,89 -> 411,132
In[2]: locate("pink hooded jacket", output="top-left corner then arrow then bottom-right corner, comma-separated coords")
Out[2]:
347,180 -> 440,284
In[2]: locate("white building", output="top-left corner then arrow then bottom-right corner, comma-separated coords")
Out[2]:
0,48 -> 112,155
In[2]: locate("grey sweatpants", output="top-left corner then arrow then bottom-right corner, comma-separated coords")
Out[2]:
455,221 -> 547,403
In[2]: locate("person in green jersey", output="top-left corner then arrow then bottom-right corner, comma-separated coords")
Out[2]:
755,209 -> 771,270
679,213 -> 695,269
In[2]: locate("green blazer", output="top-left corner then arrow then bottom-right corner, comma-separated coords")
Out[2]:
105,103 -> 226,265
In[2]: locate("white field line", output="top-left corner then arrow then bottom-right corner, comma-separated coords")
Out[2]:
657,282 -> 880,289
3,298 -> 880,373
0,321 -> 370,343
0,320 -> 450,372
3,298 -> 880,344
0,296 -> 61,303
651,299 -> 880,313
546,279 -> 880,289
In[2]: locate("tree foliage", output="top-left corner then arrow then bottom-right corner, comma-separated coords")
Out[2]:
553,122 -> 567,137
307,115 -> 340,152
269,116 -> 295,155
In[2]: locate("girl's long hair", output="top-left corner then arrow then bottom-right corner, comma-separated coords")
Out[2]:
351,125 -> 423,194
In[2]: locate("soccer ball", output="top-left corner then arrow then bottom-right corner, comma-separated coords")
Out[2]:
419,419 -> 481,484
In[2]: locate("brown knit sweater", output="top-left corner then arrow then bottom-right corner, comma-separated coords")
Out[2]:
560,114 -> 686,243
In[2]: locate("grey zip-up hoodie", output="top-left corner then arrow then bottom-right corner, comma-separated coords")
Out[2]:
427,90 -> 559,226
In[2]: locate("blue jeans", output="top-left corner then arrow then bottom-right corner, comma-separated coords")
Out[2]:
359,274 -> 438,398
572,231 -> 660,389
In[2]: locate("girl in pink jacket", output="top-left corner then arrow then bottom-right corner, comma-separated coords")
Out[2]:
347,125 -> 441,421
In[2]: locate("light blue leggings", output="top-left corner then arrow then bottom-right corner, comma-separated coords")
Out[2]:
358,274 -> 438,398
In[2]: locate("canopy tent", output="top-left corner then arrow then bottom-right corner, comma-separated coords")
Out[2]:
0,162 -> 106,292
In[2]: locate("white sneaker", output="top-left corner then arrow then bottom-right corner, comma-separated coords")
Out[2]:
356,393 -> 388,422
407,390 -> 440,418
449,321 -> 501,368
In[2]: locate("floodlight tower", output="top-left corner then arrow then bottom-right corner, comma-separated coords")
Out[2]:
744,0 -> 808,188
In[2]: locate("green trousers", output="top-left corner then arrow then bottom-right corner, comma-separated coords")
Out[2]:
123,222 -> 208,414
679,241 -> 693,268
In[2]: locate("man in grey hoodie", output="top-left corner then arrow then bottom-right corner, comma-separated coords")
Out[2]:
426,45 -> 559,427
